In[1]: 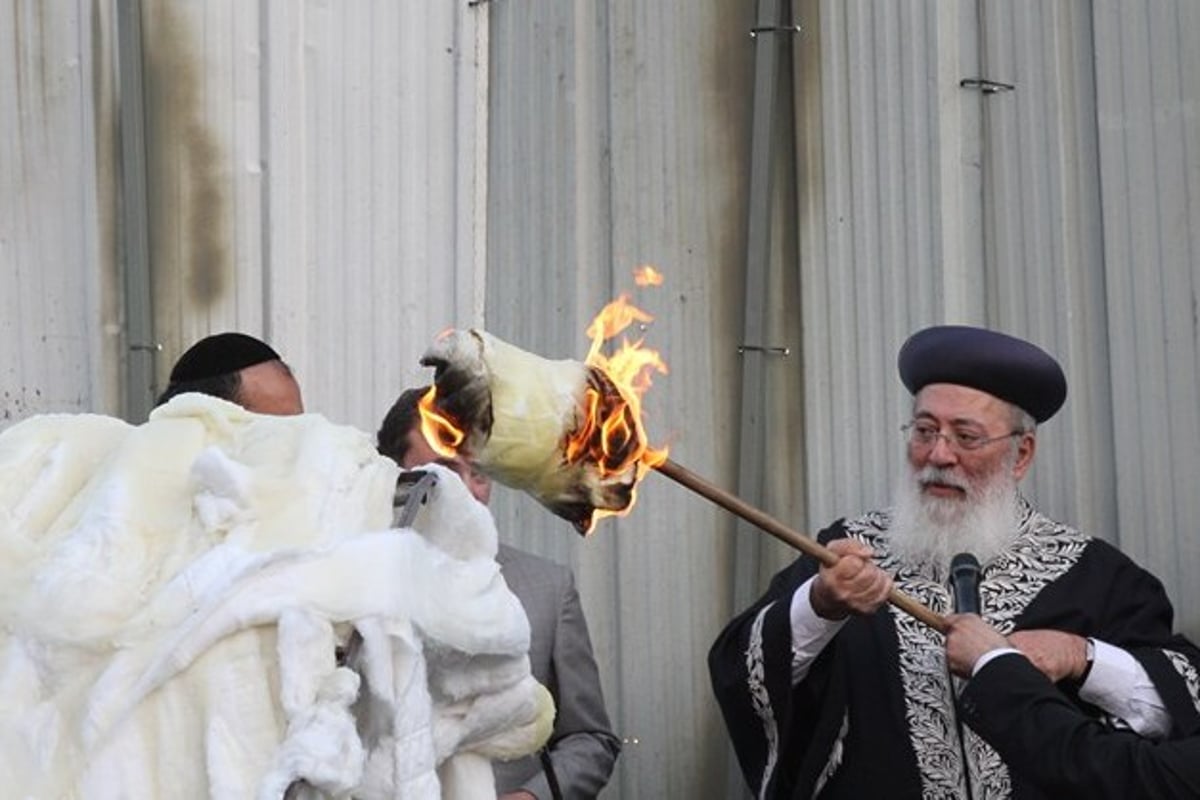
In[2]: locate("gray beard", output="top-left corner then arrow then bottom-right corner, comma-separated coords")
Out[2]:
886,463 -> 1020,576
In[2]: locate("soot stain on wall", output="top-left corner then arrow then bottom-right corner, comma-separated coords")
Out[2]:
142,0 -> 229,310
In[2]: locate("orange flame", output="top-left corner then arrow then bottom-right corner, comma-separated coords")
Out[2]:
418,385 -> 465,458
633,265 -> 664,287
567,294 -> 669,530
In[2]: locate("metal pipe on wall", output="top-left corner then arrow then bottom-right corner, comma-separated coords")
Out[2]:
733,0 -> 797,610
116,0 -> 158,422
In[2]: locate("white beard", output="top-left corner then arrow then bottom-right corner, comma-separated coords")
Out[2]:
887,459 -> 1021,575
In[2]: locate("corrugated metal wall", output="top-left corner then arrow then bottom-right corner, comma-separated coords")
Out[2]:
0,1 -> 122,420
796,0 -> 959,526
796,0 -> 1116,532
1091,0 -> 1200,628
2,0 -> 486,434
4,0 -> 1200,797
977,0 -> 1115,544
485,3 -> 760,797
136,0 -> 487,432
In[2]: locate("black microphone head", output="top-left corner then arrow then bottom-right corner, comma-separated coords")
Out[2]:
950,552 -> 981,573
949,552 -> 981,614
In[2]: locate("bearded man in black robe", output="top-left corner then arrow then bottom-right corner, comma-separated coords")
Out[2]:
709,325 -> 1200,799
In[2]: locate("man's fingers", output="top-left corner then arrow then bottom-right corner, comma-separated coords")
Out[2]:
814,539 -> 891,617
827,538 -> 875,559
843,567 -> 892,612
826,539 -> 876,580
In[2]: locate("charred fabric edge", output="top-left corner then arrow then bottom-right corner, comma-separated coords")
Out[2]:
550,368 -> 638,536
552,501 -> 600,537
419,353 -> 495,447
576,366 -> 642,474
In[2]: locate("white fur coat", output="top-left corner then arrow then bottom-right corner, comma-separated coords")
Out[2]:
0,395 -> 552,799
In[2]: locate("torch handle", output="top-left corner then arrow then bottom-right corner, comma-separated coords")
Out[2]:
653,458 -> 948,634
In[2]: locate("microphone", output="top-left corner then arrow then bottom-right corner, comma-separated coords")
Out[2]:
949,553 -> 981,615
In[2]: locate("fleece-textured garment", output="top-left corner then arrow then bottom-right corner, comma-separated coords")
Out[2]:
0,395 -> 552,799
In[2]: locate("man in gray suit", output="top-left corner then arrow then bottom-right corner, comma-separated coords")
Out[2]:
377,387 -> 621,800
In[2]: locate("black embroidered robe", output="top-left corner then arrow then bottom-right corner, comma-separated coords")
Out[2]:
709,499 -> 1200,799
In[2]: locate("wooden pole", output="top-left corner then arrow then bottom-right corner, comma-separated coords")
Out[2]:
652,458 -> 948,634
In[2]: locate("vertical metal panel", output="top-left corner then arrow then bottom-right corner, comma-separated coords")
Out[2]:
978,0 -> 1114,541
140,0 -> 485,431
486,2 -> 758,796
1093,0 -> 1200,630
795,0 -> 976,530
0,1 -> 122,423
793,0 -> 1122,559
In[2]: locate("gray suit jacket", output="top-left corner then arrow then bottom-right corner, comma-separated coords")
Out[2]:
492,544 -> 620,799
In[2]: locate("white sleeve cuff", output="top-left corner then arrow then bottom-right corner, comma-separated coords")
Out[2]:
789,576 -> 847,684
1079,639 -> 1170,738
971,647 -> 1023,676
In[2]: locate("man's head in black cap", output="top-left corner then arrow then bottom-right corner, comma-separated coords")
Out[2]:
887,324 -> 1067,566
156,332 -> 304,415
897,325 -> 1067,426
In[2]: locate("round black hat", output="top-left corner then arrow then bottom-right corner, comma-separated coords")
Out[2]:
897,325 -> 1067,423
168,332 -> 281,383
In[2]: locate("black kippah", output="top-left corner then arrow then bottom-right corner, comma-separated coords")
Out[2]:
897,325 -> 1067,423
168,332 -> 281,383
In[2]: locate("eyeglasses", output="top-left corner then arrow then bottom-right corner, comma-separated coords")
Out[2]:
902,420 -> 1025,452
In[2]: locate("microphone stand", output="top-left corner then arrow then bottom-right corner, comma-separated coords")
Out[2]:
948,551 -> 982,800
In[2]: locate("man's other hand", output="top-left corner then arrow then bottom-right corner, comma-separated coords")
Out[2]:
944,613 -> 1009,677
1008,629 -> 1090,683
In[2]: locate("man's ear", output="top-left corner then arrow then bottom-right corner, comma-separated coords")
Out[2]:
1011,433 -> 1036,480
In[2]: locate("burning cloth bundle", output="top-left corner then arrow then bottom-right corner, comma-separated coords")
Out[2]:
419,296 -> 668,535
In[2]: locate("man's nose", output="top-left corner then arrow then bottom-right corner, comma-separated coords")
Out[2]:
926,434 -> 959,465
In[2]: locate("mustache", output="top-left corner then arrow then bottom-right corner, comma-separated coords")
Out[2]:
915,467 -> 970,492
